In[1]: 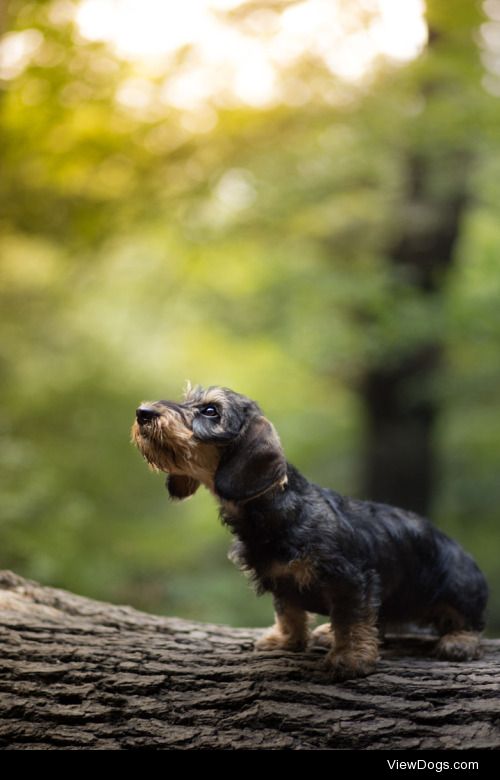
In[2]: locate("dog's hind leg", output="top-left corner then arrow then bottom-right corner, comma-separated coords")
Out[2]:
433,604 -> 483,661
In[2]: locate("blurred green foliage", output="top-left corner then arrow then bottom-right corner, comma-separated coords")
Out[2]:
1,0 -> 500,631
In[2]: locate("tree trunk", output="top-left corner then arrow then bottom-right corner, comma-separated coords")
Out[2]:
0,571 -> 499,750
358,0 -> 480,515
361,342 -> 441,516
361,148 -> 469,516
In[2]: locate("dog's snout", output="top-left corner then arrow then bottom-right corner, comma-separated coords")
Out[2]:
136,406 -> 160,425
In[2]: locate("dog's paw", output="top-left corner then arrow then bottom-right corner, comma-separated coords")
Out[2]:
312,622 -> 334,648
323,649 -> 378,680
254,628 -> 307,653
435,631 -> 481,661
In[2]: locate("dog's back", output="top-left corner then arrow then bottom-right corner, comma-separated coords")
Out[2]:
330,493 -> 488,634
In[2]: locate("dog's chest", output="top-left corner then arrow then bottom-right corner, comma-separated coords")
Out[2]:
228,529 -> 331,615
258,557 -> 329,615
222,500 -> 327,606
262,558 -> 317,590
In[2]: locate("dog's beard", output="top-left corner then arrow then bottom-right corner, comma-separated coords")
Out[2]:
131,413 -> 220,489
131,413 -> 194,473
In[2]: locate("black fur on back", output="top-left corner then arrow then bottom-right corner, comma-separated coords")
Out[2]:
222,463 -> 488,632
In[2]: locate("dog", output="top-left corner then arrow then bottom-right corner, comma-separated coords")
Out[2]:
132,384 -> 488,680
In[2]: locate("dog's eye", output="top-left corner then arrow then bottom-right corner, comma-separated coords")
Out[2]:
200,405 -> 219,418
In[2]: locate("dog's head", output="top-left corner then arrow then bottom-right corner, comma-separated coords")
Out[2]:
131,385 -> 287,503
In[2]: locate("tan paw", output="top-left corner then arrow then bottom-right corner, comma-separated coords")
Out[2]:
255,628 -> 307,653
435,631 -> 481,661
323,650 -> 378,680
312,623 -> 334,648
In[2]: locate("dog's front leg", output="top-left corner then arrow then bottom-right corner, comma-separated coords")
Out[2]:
255,596 -> 310,652
324,579 -> 380,680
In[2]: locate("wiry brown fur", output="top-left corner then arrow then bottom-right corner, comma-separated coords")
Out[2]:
255,604 -> 310,652
131,403 -> 220,491
325,617 -> 380,679
435,631 -> 481,661
312,622 -> 335,647
265,558 -> 316,591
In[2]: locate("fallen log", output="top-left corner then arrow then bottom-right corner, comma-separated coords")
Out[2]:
0,570 -> 499,750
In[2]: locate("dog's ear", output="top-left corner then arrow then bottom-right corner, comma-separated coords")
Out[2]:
214,416 -> 287,502
166,474 -> 200,501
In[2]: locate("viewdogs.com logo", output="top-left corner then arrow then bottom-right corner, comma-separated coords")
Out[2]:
387,760 -> 479,773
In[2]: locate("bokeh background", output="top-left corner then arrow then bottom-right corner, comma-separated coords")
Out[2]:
1,0 -> 499,631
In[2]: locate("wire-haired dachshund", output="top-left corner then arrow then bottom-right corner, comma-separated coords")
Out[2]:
132,385 -> 488,680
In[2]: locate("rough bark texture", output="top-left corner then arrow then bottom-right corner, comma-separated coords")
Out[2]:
0,570 -> 499,750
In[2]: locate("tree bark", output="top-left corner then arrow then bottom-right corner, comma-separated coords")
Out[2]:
0,570 -> 499,750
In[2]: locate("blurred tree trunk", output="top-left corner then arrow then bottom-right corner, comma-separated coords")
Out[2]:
361,153 -> 469,515
1,570 -> 499,750
360,3 -> 478,515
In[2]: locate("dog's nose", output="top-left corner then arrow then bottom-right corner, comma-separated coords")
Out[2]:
136,406 -> 160,425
